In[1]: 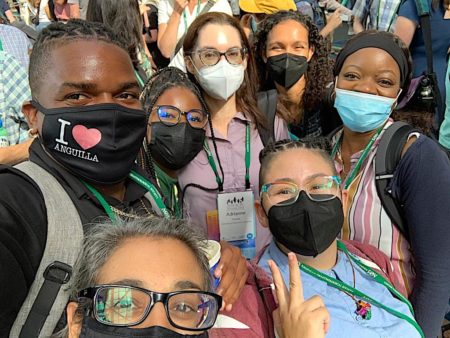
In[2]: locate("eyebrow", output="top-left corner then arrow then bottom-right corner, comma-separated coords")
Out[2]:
343,65 -> 397,76
59,81 -> 140,92
174,280 -> 203,291
199,45 -> 241,51
272,173 -> 332,183
110,279 -> 144,288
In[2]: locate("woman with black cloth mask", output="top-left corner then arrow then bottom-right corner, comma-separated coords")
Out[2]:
330,30 -> 450,337
254,10 -> 340,139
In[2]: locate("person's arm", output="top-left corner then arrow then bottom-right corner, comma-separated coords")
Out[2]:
394,16 -> 417,47
68,3 -> 80,18
391,136 -> 450,337
320,8 -> 343,38
269,253 -> 330,338
5,9 -> 15,22
213,241 -> 249,311
157,0 -> 187,59
0,139 -> 32,165
351,0 -> 367,33
0,171 -> 47,336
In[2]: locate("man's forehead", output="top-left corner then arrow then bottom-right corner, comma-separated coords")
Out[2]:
46,40 -> 137,89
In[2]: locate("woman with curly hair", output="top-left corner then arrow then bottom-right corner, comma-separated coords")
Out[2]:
254,10 -> 340,139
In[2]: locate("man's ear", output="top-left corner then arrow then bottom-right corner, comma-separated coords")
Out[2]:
255,199 -> 269,228
22,101 -> 40,130
66,302 -> 83,338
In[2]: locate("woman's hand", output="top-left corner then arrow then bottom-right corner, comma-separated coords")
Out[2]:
268,253 -> 330,338
173,0 -> 188,15
214,241 -> 248,311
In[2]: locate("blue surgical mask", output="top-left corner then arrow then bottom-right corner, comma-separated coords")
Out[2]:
334,87 -> 398,133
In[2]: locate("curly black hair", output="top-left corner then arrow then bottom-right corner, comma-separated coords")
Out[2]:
254,10 -> 333,122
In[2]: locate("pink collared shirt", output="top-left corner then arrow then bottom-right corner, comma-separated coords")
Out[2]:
178,112 -> 289,253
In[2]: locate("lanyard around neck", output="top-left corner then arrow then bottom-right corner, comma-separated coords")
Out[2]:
376,0 -> 400,31
299,241 -> 424,337
204,123 -> 251,192
183,0 -> 201,33
331,126 -> 383,190
82,171 -> 171,221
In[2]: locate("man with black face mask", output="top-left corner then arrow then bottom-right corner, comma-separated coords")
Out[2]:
0,20 -> 170,337
255,139 -> 424,338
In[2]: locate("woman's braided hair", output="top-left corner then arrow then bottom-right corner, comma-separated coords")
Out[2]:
258,137 -> 335,189
254,11 -> 334,122
29,19 -> 129,97
138,67 -> 224,180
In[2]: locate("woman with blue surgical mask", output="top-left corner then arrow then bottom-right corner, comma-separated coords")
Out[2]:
330,30 -> 450,338
180,12 -> 288,264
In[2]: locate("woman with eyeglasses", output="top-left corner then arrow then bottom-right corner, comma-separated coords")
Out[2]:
62,217 -> 221,338
254,10 -> 340,140
256,138 -> 423,338
178,12 -> 288,266
138,66 -> 248,317
330,30 -> 450,337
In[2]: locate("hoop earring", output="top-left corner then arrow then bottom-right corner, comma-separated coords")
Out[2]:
28,129 -> 39,139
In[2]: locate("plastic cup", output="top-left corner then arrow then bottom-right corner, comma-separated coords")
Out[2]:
202,240 -> 221,289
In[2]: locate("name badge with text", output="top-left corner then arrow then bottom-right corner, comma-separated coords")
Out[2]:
217,190 -> 256,259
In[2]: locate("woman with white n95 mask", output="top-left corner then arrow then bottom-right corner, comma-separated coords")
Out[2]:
180,12 -> 288,268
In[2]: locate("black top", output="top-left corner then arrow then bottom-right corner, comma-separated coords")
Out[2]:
0,140 -> 156,335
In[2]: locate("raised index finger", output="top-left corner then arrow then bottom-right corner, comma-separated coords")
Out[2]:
287,252 -> 304,306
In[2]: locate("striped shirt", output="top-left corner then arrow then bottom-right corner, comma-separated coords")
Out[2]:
331,121 -> 414,295
352,0 -> 401,32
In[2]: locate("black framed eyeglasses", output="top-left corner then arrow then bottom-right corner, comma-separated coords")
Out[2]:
152,105 -> 208,129
78,285 -> 222,331
189,47 -> 247,66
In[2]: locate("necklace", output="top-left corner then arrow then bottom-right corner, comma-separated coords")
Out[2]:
339,250 -> 372,321
110,198 -> 155,219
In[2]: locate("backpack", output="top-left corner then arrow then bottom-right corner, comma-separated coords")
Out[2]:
256,89 -> 278,147
375,122 -> 450,241
9,161 -> 83,338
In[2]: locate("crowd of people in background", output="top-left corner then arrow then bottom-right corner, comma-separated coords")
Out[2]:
0,0 -> 449,337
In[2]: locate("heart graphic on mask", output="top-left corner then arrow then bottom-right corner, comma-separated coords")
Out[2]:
72,125 -> 102,150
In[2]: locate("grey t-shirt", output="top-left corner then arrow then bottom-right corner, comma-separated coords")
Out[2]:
67,0 -> 89,19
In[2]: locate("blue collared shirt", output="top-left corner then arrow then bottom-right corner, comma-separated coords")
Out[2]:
259,241 -> 421,338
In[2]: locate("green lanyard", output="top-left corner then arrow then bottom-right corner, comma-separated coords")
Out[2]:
0,39 -> 3,52
331,126 -> 383,190
376,0 -> 401,31
203,123 -> 251,192
83,171 -> 171,221
134,69 -> 145,89
183,0 -> 201,33
299,241 -> 424,337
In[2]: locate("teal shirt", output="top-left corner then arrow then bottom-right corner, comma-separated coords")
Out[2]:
439,57 -> 450,149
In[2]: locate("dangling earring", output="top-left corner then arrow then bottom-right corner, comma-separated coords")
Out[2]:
28,128 -> 39,139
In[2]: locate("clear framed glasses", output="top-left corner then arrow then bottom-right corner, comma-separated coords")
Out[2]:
261,176 -> 342,205
78,285 -> 222,331
152,105 -> 208,129
191,47 -> 247,66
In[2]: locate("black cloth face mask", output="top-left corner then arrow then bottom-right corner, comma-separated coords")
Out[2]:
267,53 -> 309,89
79,317 -> 209,338
267,191 -> 344,257
149,122 -> 205,171
32,100 -> 148,185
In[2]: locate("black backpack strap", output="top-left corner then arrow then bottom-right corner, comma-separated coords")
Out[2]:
375,122 -> 414,240
257,89 -> 278,147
